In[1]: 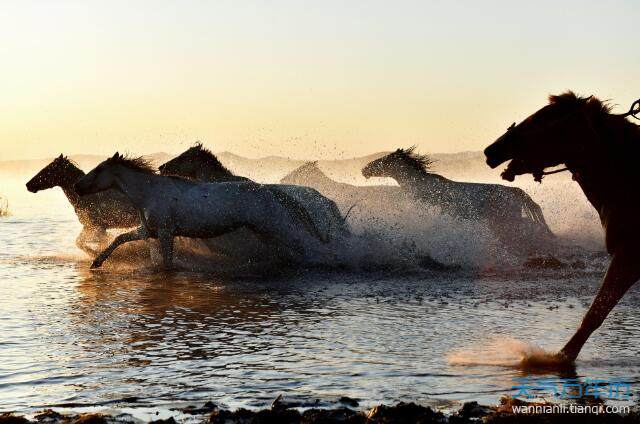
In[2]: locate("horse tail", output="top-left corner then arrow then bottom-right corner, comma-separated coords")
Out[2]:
342,202 -> 359,224
265,187 -> 329,243
516,188 -> 554,237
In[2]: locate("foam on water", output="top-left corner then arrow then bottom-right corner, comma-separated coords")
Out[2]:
341,197 -> 516,270
70,201 -> 519,274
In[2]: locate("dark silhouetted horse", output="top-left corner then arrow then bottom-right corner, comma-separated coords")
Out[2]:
26,155 -> 138,254
485,91 -> 640,364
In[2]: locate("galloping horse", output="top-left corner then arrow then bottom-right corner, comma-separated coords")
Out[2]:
362,148 -> 554,253
484,91 -> 640,363
75,153 -> 330,269
159,143 -> 351,240
26,155 -> 138,253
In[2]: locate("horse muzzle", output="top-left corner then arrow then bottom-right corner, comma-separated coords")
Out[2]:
25,182 -> 39,193
485,155 -> 507,169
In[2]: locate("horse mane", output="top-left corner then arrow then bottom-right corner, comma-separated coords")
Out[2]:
394,146 -> 435,174
298,161 -> 319,172
548,91 -> 639,143
548,91 -> 613,115
548,91 -> 640,128
190,142 -> 235,176
57,155 -> 80,169
106,154 -> 156,174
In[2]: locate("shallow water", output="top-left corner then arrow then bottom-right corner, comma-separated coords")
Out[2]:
1,182 -> 640,416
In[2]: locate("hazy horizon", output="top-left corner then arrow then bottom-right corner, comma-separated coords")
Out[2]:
0,146 -> 487,164
1,0 -> 639,161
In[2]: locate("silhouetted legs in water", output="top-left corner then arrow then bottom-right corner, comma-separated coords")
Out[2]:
91,227 -> 147,268
89,225 -> 306,270
560,246 -> 640,362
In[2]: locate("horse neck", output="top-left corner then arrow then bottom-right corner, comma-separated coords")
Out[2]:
314,170 -> 335,184
59,165 -> 85,206
111,168 -> 156,207
567,119 -> 639,216
386,164 -> 443,190
197,166 -> 235,182
286,168 -> 330,186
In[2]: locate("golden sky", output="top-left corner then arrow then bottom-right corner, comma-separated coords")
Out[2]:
1,0 -> 638,160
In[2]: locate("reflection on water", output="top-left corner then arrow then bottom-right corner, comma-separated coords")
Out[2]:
1,183 -> 640,414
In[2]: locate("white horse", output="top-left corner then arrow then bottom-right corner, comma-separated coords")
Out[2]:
74,153 -> 330,269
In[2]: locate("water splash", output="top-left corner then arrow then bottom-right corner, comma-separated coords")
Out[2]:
447,337 -> 556,368
0,194 -> 10,217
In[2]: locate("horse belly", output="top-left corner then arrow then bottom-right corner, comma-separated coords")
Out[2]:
169,197 -> 241,238
173,210 -> 236,237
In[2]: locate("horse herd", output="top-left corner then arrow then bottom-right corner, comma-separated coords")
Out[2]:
27,145 -> 553,268
22,91 -> 640,364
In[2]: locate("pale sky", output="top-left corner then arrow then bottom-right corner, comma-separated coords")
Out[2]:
1,0 -> 638,160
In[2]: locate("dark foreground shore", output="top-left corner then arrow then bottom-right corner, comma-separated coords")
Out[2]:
2,397 -> 639,424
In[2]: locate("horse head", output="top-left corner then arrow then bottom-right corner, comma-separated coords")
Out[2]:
159,145 -> 200,178
280,161 -> 322,185
26,154 -> 79,193
159,143 -> 233,180
362,147 -> 433,179
361,151 -> 397,179
485,91 -> 609,182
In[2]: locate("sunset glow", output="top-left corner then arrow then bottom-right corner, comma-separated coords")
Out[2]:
1,0 -> 638,160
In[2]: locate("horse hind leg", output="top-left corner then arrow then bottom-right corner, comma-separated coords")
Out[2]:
559,247 -> 640,362
266,187 -> 328,243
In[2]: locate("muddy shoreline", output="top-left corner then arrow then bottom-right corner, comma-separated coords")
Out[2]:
2,397 -> 639,424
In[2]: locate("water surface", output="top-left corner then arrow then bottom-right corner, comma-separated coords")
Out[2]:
1,184 -> 639,417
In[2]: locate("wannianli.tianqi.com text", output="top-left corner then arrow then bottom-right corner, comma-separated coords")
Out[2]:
511,404 -> 631,415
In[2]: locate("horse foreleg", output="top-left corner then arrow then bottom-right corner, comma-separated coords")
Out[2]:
158,229 -> 174,270
91,227 -> 147,269
559,248 -> 640,362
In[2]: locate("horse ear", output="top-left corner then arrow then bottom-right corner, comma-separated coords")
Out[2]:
58,154 -> 64,159
112,152 -> 120,159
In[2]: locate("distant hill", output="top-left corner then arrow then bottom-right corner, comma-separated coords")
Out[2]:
0,152 -> 172,179
1,149 -> 493,184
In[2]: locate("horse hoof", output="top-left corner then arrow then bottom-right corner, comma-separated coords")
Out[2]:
519,351 -> 575,372
90,260 -> 102,269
